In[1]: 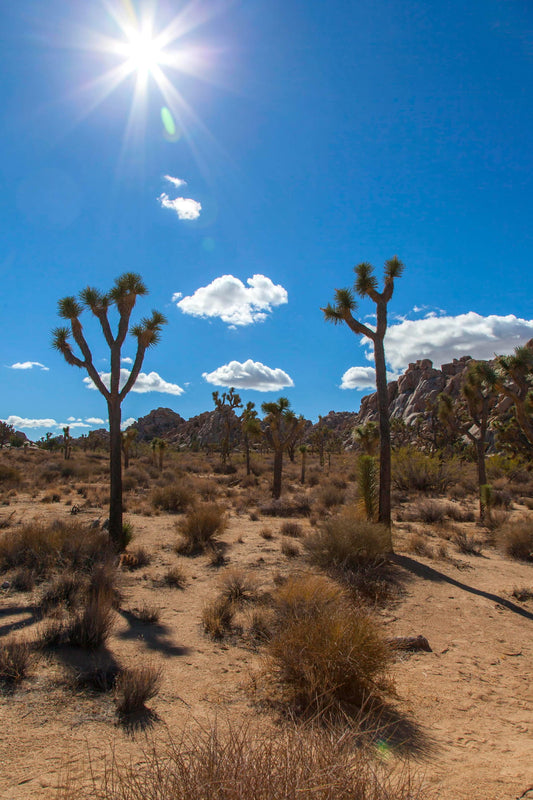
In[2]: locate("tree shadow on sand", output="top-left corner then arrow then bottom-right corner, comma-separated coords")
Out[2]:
116,608 -> 191,657
392,554 -> 533,622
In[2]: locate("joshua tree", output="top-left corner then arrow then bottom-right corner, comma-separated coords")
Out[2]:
122,427 -> 138,469
496,342 -> 533,446
286,414 -> 307,462
310,416 -> 330,467
261,397 -> 301,499
353,421 -> 379,456
322,256 -> 404,527
299,444 -> 308,484
52,273 -> 166,549
62,426 -> 72,460
212,388 -> 242,464
240,401 -> 261,475
439,361 -> 497,522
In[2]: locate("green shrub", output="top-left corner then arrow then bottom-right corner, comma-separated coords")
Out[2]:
304,509 -> 392,570
392,447 -> 460,493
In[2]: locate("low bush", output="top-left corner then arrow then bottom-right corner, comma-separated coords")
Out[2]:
176,503 -> 227,555
130,603 -> 161,624
162,565 -> 187,589
0,640 -> 31,685
115,665 -> 162,716
498,520 -> 533,561
38,573 -> 82,615
511,586 -> 533,602
392,447 -> 461,493
280,521 -> 303,538
202,595 -> 233,638
263,573 -> 392,713
260,496 -> 311,517
218,568 -> 257,604
0,464 -> 21,485
151,482 -> 196,513
64,721 -> 422,800
316,482 -> 346,509
453,531 -> 483,556
407,533 -> 433,558
281,539 -> 300,558
304,509 -> 392,570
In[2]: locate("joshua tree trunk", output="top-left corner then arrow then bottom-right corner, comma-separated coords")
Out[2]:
273,448 -> 283,500
300,448 -> 307,484
374,335 -> 391,526
108,400 -> 124,548
244,432 -> 251,476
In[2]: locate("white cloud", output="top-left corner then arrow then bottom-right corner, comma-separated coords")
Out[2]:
9,361 -> 49,371
121,357 -> 133,364
177,274 -> 288,327
121,417 -> 137,430
171,292 -> 183,302
158,192 -> 202,220
85,417 -> 105,425
164,175 -> 187,188
378,312 -> 533,371
83,368 -> 184,396
340,366 -> 400,390
60,421 -> 90,429
3,415 -> 57,429
202,359 -> 294,392
67,416 -> 76,422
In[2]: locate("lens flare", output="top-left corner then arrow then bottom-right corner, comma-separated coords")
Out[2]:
161,106 -> 176,136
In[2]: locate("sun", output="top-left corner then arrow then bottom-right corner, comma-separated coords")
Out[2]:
118,27 -> 165,78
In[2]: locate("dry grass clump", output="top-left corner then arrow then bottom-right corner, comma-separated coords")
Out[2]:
162,565 -> 187,589
218,568 -> 258,604
121,546 -> 151,570
281,538 -> 300,558
202,596 -> 234,639
64,722 -> 421,800
115,665 -> 162,716
511,586 -> 533,602
406,533 -> 434,559
260,496 -> 311,517
0,463 -> 21,484
453,531 -> 483,556
130,603 -> 161,624
262,573 -> 392,714
196,479 -> 220,501
40,565 -> 117,650
151,482 -> 196,513
316,482 -> 346,509
260,527 -> 274,540
0,640 -> 31,685
497,519 -> 533,561
280,520 -> 303,538
38,573 -> 82,615
176,503 -> 227,555
0,521 -> 111,578
305,509 -> 392,571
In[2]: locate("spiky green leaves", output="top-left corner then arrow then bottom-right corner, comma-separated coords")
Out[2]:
322,288 -> 357,324
131,309 -> 167,348
57,297 -> 82,320
384,256 -> 405,280
51,327 -> 85,368
80,287 -> 109,313
354,263 -> 378,297
109,272 -> 148,302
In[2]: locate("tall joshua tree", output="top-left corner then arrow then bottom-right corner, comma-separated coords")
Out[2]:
496,342 -> 533,446
241,401 -> 261,476
212,388 -> 242,465
52,273 -> 166,549
322,256 -> 404,527
261,397 -> 301,499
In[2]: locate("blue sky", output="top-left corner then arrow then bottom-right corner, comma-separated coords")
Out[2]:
1,0 -> 533,440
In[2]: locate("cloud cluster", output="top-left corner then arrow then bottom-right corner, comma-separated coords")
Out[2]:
158,176 -> 201,220
177,274 -> 288,327
8,361 -> 49,371
340,366 -> 378,390
4,415 -> 57,429
83,369 -> 184,396
379,312 -> 533,371
203,359 -> 294,392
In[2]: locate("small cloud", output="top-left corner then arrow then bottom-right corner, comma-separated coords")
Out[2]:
67,416 -> 76,422
59,421 -> 90,429
3,415 -> 57,429
158,192 -> 202,220
177,274 -> 288,327
121,357 -> 133,365
340,367 -> 400,390
171,292 -> 183,302
83,369 -> 184,396
9,361 -> 49,371
85,417 -> 105,425
202,359 -> 294,392
121,417 -> 137,430
164,175 -> 187,188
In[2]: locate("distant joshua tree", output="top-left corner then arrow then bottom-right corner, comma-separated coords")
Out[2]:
322,256 -> 404,527
62,426 -> 72,460
212,388 -> 242,464
122,427 -> 138,470
240,401 -> 261,475
496,342 -> 533,446
52,273 -> 166,549
261,397 -> 301,499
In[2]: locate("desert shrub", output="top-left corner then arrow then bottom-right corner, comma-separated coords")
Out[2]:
76,665 -> 120,693
0,640 -> 31,685
511,587 -> 533,602
409,499 -> 448,523
218,568 -> 257,604
0,464 -> 21,484
176,503 -> 227,555
280,521 -> 303,538
260,527 -> 274,540
196,479 -> 220,501
202,596 -> 234,638
305,509 -> 392,571
498,520 -> 533,561
260,496 -> 311,517
115,665 -> 162,716
38,573 -> 82,615
263,574 -> 391,713
121,546 -> 151,570
240,474 -> 258,489
407,533 -> 433,558
453,531 -> 483,556
11,568 -> 37,592
444,503 -> 475,523
151,482 -> 196,513
0,521 -> 111,576
123,466 -> 150,489
316,482 -> 346,510
281,539 -> 300,558
392,447 -> 461,493
65,721 -> 422,800
213,463 -> 237,475
307,470 -> 321,487
130,603 -> 161,624
162,566 -> 187,589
